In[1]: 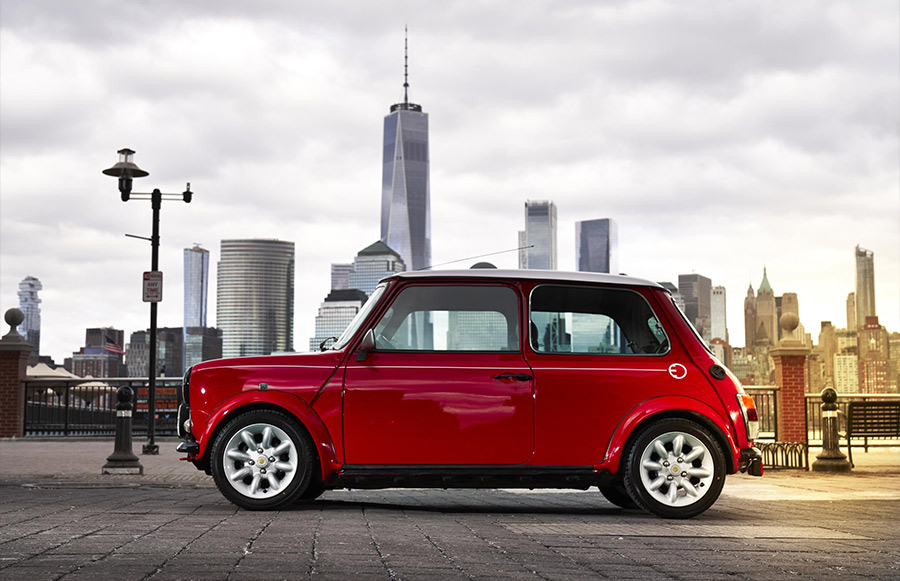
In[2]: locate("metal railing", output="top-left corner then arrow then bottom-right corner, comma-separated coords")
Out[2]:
744,385 -> 900,445
24,377 -> 181,437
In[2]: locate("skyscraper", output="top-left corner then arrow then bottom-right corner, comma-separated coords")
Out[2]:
184,245 -> 209,328
518,200 -> 558,270
217,239 -> 295,358
17,276 -> 42,361
855,245 -> 876,330
381,31 -> 431,272
309,289 -> 370,352
348,241 -> 406,296
678,274 -> 712,339
576,218 -> 618,274
710,286 -> 728,343
755,268 -> 778,347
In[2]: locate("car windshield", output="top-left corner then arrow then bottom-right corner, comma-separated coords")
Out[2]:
332,283 -> 388,350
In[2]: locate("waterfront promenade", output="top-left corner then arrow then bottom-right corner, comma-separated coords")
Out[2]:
1,438 -> 898,580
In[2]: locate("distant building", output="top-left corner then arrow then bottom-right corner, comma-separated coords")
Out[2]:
846,292 -> 857,331
309,289 -> 370,351
518,200 -> 558,270
183,244 -> 219,373
17,276 -> 42,362
184,245 -> 209,328
348,241 -> 406,296
745,268 -> 778,351
834,352 -> 859,393
330,263 -> 353,291
381,33 -> 431,272
855,245 -> 876,330
217,239 -> 295,358
888,332 -> 900,393
183,327 -> 223,371
818,322 -> 837,388
678,274 -> 711,340
72,327 -> 125,377
858,316 -> 889,394
576,218 -> 618,274
710,286 -> 728,343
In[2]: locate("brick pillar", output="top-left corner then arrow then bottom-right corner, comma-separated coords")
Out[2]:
0,309 -> 33,438
771,312 -> 810,443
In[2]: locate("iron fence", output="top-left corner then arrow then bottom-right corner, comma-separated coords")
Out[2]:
24,377 -> 181,437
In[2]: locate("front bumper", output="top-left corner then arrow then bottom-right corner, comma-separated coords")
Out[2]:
739,446 -> 764,477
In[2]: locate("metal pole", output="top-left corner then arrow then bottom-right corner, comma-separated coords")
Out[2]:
144,188 -> 161,455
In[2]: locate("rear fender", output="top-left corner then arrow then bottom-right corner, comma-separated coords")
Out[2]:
599,396 -> 739,475
195,390 -> 341,481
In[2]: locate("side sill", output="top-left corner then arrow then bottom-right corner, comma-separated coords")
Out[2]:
326,465 -> 599,490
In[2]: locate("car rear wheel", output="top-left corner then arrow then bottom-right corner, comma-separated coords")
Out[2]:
623,418 -> 725,519
211,411 -> 316,510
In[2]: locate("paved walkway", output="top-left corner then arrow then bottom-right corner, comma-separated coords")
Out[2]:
1,438 -> 899,580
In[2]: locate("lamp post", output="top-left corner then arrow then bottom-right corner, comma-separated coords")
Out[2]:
103,148 -> 192,455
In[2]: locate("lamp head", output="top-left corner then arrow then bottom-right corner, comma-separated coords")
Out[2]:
103,148 -> 149,201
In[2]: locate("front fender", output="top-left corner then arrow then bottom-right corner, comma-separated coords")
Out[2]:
194,389 -> 341,480
598,395 -> 739,475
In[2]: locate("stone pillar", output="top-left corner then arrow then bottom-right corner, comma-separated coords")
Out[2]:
0,309 -> 33,438
771,312 -> 810,443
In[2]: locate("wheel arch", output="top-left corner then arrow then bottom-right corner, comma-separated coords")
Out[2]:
602,397 -> 738,475
194,391 -> 340,481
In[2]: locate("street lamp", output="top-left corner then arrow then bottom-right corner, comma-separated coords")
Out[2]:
103,148 -> 192,455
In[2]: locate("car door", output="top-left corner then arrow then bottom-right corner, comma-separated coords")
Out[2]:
524,284 -> 676,465
343,283 -> 535,465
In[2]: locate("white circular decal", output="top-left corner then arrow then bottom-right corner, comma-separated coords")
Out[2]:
668,363 -> 688,380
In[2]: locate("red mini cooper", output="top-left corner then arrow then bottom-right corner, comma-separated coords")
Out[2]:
178,270 -> 761,518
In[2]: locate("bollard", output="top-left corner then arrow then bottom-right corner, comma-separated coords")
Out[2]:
811,387 -> 851,472
102,386 -> 144,475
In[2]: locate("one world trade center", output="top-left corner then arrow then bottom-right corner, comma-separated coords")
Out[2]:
380,32 -> 431,272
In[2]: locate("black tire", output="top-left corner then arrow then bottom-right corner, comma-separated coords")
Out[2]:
211,410 -> 316,510
295,480 -> 326,502
598,481 -> 637,509
623,418 -> 726,519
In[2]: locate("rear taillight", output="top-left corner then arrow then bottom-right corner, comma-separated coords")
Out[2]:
737,394 -> 759,441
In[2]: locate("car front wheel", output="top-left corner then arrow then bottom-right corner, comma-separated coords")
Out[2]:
211,411 -> 316,510
623,418 -> 726,519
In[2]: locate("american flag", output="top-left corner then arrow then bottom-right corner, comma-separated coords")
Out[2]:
104,337 -> 125,355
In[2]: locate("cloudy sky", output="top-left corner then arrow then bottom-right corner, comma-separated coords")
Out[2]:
2,0 -> 898,364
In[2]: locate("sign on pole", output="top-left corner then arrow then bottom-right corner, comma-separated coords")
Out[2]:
143,271 -> 163,303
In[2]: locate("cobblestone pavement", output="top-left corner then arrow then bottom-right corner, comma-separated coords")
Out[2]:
1,439 -> 898,580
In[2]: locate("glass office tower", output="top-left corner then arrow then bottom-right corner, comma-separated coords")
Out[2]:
17,276 -> 42,360
381,36 -> 431,272
217,239 -> 295,358
576,218 -> 618,275
518,200 -> 558,270
855,245 -> 876,330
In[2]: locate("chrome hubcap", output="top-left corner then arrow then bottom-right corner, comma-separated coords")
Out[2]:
639,431 -> 714,507
222,423 -> 298,499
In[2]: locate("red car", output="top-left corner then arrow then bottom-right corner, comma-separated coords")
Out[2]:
177,270 -> 761,518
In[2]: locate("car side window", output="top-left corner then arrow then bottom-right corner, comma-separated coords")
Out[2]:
373,285 -> 520,352
529,285 -> 669,355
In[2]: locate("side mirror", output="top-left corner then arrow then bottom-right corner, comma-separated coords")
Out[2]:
355,329 -> 376,362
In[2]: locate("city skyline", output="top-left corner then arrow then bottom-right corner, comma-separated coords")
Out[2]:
1,1 -> 898,363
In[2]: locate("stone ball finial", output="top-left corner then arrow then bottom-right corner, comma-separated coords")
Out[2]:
5,308 -> 24,329
3,308 -> 28,343
780,312 -> 800,334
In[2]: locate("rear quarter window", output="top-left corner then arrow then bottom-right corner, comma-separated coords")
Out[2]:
529,285 -> 669,355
